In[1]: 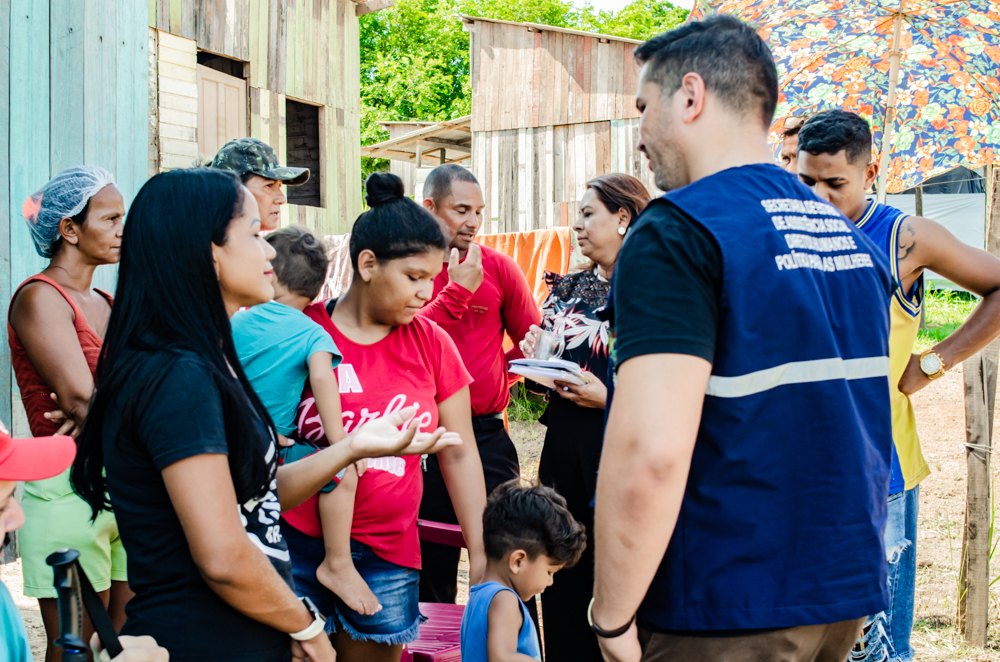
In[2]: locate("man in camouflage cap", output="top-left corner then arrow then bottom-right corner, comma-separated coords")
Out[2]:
211,137 -> 309,231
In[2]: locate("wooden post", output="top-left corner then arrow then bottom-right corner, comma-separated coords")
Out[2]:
959,343 -> 998,645
957,169 -> 1000,644
915,185 -> 925,329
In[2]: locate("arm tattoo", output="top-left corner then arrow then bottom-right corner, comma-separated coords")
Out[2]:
898,220 -> 917,262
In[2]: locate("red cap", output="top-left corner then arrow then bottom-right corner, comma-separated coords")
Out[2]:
0,419 -> 76,482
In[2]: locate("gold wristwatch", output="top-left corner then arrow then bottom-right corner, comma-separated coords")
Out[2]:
919,349 -> 946,380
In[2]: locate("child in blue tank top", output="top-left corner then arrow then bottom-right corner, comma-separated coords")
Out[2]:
461,480 -> 587,662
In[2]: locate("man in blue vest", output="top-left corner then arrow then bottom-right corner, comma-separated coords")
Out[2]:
797,109 -> 1000,662
590,16 -> 895,662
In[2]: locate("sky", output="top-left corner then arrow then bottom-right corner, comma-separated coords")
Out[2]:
578,0 -> 696,11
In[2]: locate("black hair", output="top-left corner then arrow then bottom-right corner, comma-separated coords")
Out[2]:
71,168 -> 274,517
423,164 -> 480,205
483,480 -> 587,567
267,226 -> 329,300
797,109 -> 874,167
634,14 -> 778,129
350,172 -> 448,270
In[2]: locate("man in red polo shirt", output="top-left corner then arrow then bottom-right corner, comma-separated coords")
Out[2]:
417,164 -> 541,603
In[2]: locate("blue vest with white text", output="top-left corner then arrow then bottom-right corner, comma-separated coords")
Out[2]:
637,164 -> 894,631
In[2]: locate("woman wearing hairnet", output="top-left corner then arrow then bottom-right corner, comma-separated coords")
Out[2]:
7,166 -> 132,661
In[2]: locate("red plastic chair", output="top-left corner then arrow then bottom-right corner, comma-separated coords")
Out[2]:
400,520 -> 467,662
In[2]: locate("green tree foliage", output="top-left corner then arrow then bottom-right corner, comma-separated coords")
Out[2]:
359,0 -> 688,181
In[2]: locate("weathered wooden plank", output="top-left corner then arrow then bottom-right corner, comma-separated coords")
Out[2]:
581,37 -> 592,124
157,0 -> 169,30
552,125 -> 564,203
543,126 -> 553,227
960,344 -> 998,646
0,0 -> 13,430
520,27 -> 533,130
159,122 -> 198,142
148,28 -> 159,175
517,128 -> 528,231
565,35 -> 579,126
502,26 -> 515,131
160,90 -> 200,113
541,30 -> 555,129
613,40 -> 626,119
159,152 -> 197,169
169,0 -> 182,35
10,0 -> 52,436
158,59 -> 197,82
159,108 -> 199,127
554,31 -> 567,126
489,131 -> 499,231
584,121 -> 597,184
159,76 -> 198,97
157,43 -> 197,67
267,0 -> 279,90
248,0 -> 260,85
225,0 -> 236,57
593,39 -> 609,122
158,28 -> 192,51
529,30 -> 540,129
479,21 -> 492,132
50,0 -> 85,174
84,0 -> 117,174
159,136 -> 201,157
277,0 -> 287,94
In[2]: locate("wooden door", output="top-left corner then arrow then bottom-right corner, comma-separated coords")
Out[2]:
197,65 -> 248,159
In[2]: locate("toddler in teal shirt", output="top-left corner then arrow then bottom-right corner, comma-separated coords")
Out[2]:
232,226 -> 382,617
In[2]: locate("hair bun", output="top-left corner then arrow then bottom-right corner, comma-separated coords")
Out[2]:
365,172 -> 405,208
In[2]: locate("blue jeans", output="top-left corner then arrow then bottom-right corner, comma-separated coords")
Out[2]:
283,520 -> 425,645
851,486 -> 919,662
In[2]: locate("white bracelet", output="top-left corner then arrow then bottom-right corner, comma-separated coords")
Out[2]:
289,617 -> 326,641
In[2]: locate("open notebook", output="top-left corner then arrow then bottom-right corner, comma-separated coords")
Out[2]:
508,357 -> 588,390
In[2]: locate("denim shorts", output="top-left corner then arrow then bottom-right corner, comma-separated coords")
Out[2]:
282,520 -> 425,645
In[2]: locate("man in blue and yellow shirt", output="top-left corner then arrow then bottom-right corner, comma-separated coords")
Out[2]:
798,109 -> 1000,662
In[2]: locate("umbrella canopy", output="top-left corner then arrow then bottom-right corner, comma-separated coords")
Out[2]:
690,0 -> 1000,198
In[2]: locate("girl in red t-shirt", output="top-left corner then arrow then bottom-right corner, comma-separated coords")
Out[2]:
282,173 -> 487,661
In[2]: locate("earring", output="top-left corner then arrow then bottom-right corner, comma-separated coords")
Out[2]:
617,227 -> 626,236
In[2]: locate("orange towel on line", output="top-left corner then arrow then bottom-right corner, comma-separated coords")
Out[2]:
479,227 -> 578,354
479,227 -> 577,306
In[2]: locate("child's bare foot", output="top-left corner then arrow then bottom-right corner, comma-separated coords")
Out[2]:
317,556 -> 382,615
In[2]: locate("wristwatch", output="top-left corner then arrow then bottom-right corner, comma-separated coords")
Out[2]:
919,349 -> 947,380
289,596 -> 327,641
587,598 -> 635,638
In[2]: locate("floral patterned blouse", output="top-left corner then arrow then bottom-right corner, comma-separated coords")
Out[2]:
540,269 -> 611,385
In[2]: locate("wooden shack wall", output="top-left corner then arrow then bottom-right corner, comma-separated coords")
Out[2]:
150,0 -> 362,235
469,20 -> 642,134
473,119 -> 662,234
1,0 -> 149,434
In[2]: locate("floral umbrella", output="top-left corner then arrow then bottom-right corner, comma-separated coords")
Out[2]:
690,0 -> 1000,197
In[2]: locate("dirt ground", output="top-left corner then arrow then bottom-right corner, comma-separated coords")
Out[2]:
4,377 -> 1000,661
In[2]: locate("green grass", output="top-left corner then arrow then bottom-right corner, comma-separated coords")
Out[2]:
914,290 -> 979,352
507,383 -> 548,422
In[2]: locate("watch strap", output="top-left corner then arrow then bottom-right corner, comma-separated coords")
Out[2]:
289,617 -> 326,641
290,596 -> 326,641
588,598 -> 635,639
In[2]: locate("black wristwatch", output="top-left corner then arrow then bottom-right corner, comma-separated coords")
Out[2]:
587,598 -> 635,638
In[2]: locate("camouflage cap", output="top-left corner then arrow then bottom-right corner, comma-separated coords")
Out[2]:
211,137 -> 310,186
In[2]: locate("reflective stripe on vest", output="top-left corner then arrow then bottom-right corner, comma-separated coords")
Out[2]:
706,356 -> 890,398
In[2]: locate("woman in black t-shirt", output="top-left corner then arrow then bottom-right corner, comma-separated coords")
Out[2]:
520,174 -> 650,662
70,169 -> 451,662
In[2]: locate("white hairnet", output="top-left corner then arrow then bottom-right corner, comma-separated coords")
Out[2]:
21,166 -> 116,258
